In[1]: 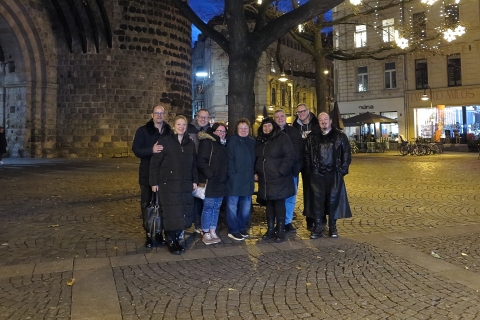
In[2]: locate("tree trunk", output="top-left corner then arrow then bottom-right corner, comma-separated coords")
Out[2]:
227,49 -> 261,133
314,55 -> 327,115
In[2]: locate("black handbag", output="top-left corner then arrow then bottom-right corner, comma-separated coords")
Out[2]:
142,192 -> 162,236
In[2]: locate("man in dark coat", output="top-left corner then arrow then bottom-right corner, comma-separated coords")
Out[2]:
303,112 -> 352,239
292,103 -> 320,230
274,110 -> 303,233
187,108 -> 211,234
132,105 -> 169,247
255,117 -> 295,242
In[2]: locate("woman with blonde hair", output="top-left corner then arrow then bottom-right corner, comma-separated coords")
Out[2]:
150,115 -> 198,255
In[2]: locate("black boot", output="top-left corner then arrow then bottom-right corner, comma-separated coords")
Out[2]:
174,231 -> 186,252
306,217 -> 314,231
275,218 -> 286,243
144,233 -> 153,248
329,219 -> 338,238
155,232 -> 165,245
262,211 -> 275,240
310,219 -> 324,239
166,241 -> 181,255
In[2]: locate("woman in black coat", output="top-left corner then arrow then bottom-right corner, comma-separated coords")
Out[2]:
0,126 -> 6,164
197,123 -> 228,245
150,115 -> 198,255
254,117 -> 295,242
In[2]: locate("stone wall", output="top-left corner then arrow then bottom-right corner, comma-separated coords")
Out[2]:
55,0 -> 192,157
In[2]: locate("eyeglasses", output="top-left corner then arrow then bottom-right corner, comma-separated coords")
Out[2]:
198,116 -> 210,120
154,112 -> 164,116
297,109 -> 308,115
215,130 -> 226,133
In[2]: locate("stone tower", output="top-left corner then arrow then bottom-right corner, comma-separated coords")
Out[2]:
0,0 -> 191,158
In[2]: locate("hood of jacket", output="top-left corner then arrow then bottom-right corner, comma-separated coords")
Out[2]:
197,131 -> 217,142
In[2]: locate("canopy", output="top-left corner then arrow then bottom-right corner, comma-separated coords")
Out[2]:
342,112 -> 398,127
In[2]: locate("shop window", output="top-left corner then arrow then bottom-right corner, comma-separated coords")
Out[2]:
355,25 -> 367,48
380,111 -> 399,140
382,18 -> 395,43
385,62 -> 396,89
413,12 -> 426,39
447,54 -> 461,87
358,66 -> 368,92
415,59 -> 428,90
445,4 -> 459,27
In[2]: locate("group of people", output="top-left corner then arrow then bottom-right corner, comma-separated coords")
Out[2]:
132,103 -> 352,255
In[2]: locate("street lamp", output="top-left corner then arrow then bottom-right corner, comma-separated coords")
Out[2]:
278,72 -> 288,82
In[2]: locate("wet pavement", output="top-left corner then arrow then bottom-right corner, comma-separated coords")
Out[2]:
0,152 -> 479,319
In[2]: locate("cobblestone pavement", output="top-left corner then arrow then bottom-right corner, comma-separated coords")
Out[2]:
0,153 -> 479,319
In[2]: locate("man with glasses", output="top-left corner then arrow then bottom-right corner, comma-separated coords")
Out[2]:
292,103 -> 320,231
132,105 -> 170,247
273,110 -> 303,233
187,109 -> 212,234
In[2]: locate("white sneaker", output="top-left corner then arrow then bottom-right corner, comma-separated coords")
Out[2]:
202,232 -> 216,245
210,230 -> 221,244
195,228 -> 203,235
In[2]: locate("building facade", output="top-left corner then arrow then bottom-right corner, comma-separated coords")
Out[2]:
333,0 -> 480,144
191,32 -> 330,127
0,0 -> 192,158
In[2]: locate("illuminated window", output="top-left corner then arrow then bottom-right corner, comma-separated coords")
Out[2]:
382,19 -> 395,43
355,25 -> 367,48
357,66 -> 368,92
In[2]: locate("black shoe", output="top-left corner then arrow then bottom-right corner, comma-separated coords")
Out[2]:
155,233 -> 165,244
174,241 -> 186,252
275,227 -> 286,243
144,237 -> 153,248
239,230 -> 249,238
310,224 -> 324,239
262,229 -> 275,240
285,223 -> 297,233
329,225 -> 338,238
167,241 -> 181,255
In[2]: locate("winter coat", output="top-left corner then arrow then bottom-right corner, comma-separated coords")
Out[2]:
292,112 -> 320,140
187,121 -> 210,152
255,128 -> 295,201
0,131 -> 6,154
132,120 -> 170,185
197,131 -> 228,198
226,134 -> 256,197
281,125 -> 303,177
303,127 -> 352,220
149,127 -> 198,231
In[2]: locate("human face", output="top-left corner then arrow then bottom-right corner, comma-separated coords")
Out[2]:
318,112 -> 332,132
274,112 -> 286,127
296,105 -> 309,122
214,125 -> 227,140
196,111 -> 210,127
262,123 -> 273,135
174,118 -> 187,135
237,122 -> 250,137
151,106 -> 165,124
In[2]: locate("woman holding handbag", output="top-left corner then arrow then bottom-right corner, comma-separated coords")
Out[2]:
150,115 -> 198,255
197,123 -> 228,245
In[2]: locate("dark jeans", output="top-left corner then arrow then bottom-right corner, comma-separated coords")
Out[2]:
311,171 -> 335,222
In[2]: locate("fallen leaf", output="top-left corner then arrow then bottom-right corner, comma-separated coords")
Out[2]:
66,278 -> 75,286
465,266 -> 469,269
461,253 -> 468,256
306,282 -> 311,286
296,266 -> 302,270
1,243 -> 8,246
338,250 -> 345,253
49,224 -> 59,228
431,251 -> 441,259
228,288 -> 235,291
316,256 -> 322,259
114,246 -> 119,250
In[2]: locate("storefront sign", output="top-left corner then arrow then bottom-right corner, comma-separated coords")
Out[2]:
407,86 -> 480,107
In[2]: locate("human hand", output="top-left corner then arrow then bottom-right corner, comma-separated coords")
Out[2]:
193,183 -> 197,191
151,185 -> 158,192
153,142 -> 164,153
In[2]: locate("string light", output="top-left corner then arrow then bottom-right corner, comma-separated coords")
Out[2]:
350,0 -> 362,5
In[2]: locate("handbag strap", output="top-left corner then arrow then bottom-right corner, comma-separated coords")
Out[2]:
206,142 -> 213,185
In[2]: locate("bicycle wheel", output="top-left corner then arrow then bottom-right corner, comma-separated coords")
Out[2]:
399,145 -> 408,156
